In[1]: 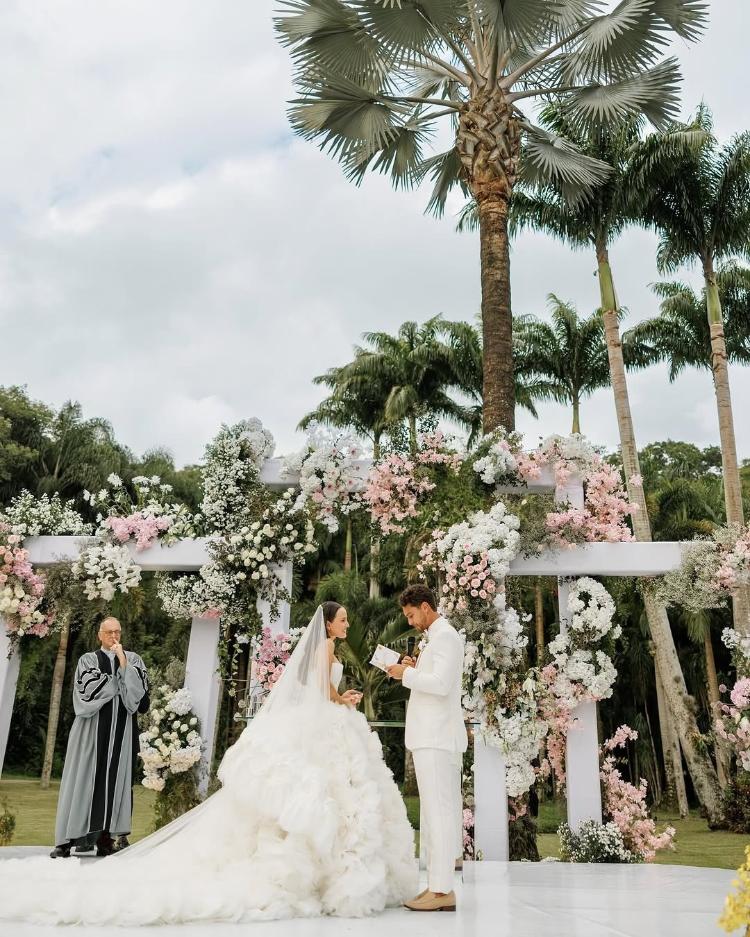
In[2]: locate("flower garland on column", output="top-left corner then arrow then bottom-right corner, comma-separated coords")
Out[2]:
155,419 -> 317,691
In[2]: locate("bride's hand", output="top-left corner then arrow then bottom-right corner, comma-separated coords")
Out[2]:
340,690 -> 362,707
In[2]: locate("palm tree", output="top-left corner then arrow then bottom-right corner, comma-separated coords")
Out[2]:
513,296 -> 613,434
276,1 -> 707,433
339,318 -> 472,454
502,109 -> 722,816
430,316 -> 551,446
35,402 -> 131,510
301,363 -> 393,459
631,108 -> 750,634
648,475 -> 732,788
627,263 -> 750,387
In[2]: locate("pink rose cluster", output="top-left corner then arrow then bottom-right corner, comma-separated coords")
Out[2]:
600,725 -> 675,861
363,454 -> 435,535
716,676 -> 750,771
363,434 -> 463,536
462,808 -> 477,859
104,512 -> 173,551
0,522 -> 48,638
545,460 -> 636,549
714,527 -> 750,593
418,536 -> 497,614
417,432 -> 464,474
253,627 -> 296,691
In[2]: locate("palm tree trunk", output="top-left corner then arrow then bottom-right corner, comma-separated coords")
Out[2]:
476,194 -> 515,433
344,517 -> 353,573
535,579 -> 545,665
643,703 -> 663,806
408,416 -> 418,457
597,244 -> 722,823
458,90 -> 519,435
571,398 -> 581,434
655,658 -> 689,817
704,629 -> 730,788
704,260 -> 750,635
41,612 -> 71,788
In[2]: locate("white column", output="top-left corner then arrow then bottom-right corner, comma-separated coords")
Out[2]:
184,615 -> 223,795
473,734 -> 509,861
256,561 -> 293,636
0,623 -> 20,779
557,574 -> 603,832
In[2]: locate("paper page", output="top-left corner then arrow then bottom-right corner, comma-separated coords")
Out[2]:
370,644 -> 401,673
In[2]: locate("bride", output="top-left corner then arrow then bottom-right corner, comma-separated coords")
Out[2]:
0,602 -> 418,925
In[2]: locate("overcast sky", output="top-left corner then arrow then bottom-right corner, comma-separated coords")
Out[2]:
0,1 -> 748,467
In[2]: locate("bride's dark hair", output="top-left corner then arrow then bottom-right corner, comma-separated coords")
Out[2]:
322,601 -> 343,634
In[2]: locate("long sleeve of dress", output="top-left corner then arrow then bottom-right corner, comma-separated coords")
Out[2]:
401,633 -> 458,697
117,654 -> 149,714
73,655 -> 118,718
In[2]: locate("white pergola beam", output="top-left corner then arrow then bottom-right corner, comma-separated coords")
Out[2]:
23,536 -> 690,579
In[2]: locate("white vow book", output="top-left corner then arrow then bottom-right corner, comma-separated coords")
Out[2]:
370,644 -> 400,673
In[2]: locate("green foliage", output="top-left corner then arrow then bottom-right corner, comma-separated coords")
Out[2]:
151,772 -> 202,832
722,774 -> 750,835
0,799 -> 17,846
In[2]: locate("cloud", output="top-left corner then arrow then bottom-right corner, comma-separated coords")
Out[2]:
0,0 -> 747,468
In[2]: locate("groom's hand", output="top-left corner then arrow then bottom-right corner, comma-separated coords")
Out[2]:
387,663 -> 411,681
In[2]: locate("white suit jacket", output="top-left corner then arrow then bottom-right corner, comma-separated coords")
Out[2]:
402,616 -> 468,754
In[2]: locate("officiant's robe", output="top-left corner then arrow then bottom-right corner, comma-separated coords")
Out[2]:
54,649 -> 149,846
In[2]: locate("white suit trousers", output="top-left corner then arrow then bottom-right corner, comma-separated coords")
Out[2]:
413,748 -> 458,894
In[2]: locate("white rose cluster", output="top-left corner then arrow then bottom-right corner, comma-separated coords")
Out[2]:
434,501 -> 521,584
0,490 -> 92,537
72,543 -> 142,601
548,578 -> 620,703
471,429 -> 521,487
539,433 -> 598,470
283,428 -> 362,534
566,577 -> 620,644
559,820 -> 636,863
139,684 -> 203,792
200,419 -> 275,533
220,490 -> 316,587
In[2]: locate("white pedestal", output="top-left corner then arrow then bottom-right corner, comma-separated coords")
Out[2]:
557,575 -> 603,832
0,624 -> 20,778
184,616 -> 223,795
473,735 -> 509,861
565,700 -> 603,830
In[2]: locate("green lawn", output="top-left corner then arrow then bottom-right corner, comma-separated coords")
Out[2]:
0,776 -> 157,846
536,798 -> 747,870
2,777 -> 746,870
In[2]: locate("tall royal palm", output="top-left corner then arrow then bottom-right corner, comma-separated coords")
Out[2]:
632,108 -> 750,634
513,296 -> 612,434
276,0 -> 707,433
504,106 -> 725,819
638,114 -> 750,540
627,264 -> 750,389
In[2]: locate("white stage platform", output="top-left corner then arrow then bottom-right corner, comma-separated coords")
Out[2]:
0,849 -> 735,936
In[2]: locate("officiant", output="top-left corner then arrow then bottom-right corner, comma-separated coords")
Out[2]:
50,616 -> 150,858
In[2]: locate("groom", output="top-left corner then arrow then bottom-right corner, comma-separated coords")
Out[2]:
387,584 -> 467,913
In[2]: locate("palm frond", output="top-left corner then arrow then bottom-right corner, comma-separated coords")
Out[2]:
564,57 -> 682,131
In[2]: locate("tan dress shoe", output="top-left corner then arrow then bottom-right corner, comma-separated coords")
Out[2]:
404,890 -> 456,912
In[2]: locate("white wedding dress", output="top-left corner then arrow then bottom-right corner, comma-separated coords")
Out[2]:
0,609 -> 417,925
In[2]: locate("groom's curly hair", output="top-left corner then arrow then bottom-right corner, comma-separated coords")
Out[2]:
398,584 -> 437,610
